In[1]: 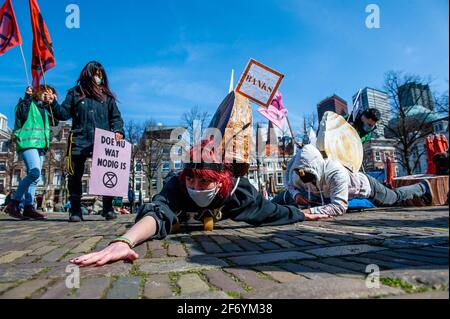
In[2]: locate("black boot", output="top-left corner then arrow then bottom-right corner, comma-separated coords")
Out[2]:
69,195 -> 84,222
102,196 -> 117,220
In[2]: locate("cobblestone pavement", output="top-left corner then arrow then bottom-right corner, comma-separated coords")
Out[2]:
0,206 -> 448,299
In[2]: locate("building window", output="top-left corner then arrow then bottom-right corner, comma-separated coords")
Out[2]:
248,172 -> 255,181
0,160 -> 6,172
135,160 -> 142,172
267,162 -> 273,170
13,170 -> 21,186
135,178 -> 142,191
174,161 -> 182,170
277,172 -> 283,185
53,170 -> 62,186
39,169 -> 46,186
82,180 -> 88,195
54,150 -> 62,161
0,178 -> 5,191
162,161 -> 170,172
375,151 -> 381,162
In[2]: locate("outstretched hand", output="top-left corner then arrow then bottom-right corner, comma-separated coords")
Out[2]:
303,211 -> 332,221
70,242 -> 139,267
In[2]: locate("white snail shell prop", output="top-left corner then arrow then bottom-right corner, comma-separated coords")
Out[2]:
316,111 -> 364,173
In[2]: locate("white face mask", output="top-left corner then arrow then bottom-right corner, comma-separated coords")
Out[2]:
187,186 -> 220,208
94,75 -> 102,85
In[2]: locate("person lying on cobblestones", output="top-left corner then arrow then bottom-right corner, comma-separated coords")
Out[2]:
282,145 -> 433,217
70,140 -> 328,267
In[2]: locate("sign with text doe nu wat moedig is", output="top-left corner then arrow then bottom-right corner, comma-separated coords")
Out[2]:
89,128 -> 131,197
236,59 -> 285,107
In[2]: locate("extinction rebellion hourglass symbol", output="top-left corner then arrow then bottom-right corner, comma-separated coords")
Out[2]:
103,172 -> 118,189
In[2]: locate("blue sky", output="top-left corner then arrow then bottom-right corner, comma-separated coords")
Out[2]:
0,0 -> 448,135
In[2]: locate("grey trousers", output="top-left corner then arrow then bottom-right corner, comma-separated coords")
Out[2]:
366,175 -> 427,207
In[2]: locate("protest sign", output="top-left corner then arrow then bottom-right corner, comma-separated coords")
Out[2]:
236,59 -> 284,107
89,128 -> 131,197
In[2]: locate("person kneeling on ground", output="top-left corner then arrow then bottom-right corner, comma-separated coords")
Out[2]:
70,140 -> 327,267
283,145 -> 432,217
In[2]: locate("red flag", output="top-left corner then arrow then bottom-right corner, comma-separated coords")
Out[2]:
29,0 -> 55,88
0,0 -> 22,55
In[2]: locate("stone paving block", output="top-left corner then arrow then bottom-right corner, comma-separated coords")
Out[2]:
243,277 -> 403,299
79,261 -> 133,277
178,273 -> 210,295
170,291 -> 231,299
343,256 -> 409,270
0,283 -> 14,295
39,280 -> 73,299
380,267 -> 449,290
254,265 -> 307,283
321,257 -> 368,273
256,242 -> 282,250
72,236 -> 103,254
30,245 -> 59,256
74,277 -> 110,299
232,239 -> 262,252
224,268 -> 275,290
0,250 -> 33,264
204,270 -> 245,293
277,263 -> 337,280
107,276 -> 141,299
167,244 -> 187,257
144,274 -> 173,299
0,279 -> 51,299
362,253 -> 430,267
385,291 -> 449,299
139,256 -> 228,274
299,260 -> 364,278
380,250 -> 449,265
228,251 -> 314,266
305,244 -> 385,258
42,248 -> 70,263
0,264 -> 46,282
199,240 -> 224,254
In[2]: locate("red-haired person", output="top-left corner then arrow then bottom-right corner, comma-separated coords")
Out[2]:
70,140 -> 327,267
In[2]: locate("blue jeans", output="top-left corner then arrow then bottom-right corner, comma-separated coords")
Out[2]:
13,149 -> 45,206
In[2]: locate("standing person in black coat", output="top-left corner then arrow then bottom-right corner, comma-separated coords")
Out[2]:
53,61 -> 125,222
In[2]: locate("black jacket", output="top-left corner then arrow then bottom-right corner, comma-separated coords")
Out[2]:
52,86 -> 124,156
135,176 -> 304,240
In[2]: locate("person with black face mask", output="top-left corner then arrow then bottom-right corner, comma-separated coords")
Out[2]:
285,145 -> 433,217
350,108 -> 381,144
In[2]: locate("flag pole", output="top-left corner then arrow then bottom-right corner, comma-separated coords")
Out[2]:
18,45 -> 30,87
38,55 -> 55,126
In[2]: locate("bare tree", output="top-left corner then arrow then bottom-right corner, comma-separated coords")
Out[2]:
434,90 -> 449,116
383,71 -> 439,175
125,120 -> 145,210
6,136 -> 20,191
181,106 -> 211,144
139,121 -> 167,200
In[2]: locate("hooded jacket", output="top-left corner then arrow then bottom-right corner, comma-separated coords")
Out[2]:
286,145 -> 371,216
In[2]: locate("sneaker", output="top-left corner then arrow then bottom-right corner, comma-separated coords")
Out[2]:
5,200 -> 28,220
102,211 -> 117,221
421,181 -> 433,206
23,205 -> 47,220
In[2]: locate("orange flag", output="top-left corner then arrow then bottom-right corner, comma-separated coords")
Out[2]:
29,0 -> 55,88
0,0 -> 22,55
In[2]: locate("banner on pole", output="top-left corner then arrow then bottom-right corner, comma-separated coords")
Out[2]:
89,128 -> 131,197
236,59 -> 284,107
